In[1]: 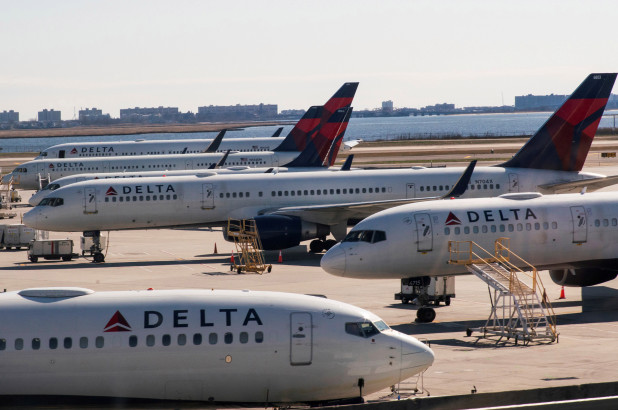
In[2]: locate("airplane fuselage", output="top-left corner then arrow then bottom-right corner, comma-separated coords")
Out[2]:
24,166 -> 605,233
321,191 -> 618,280
0,288 -> 433,402
36,137 -> 287,159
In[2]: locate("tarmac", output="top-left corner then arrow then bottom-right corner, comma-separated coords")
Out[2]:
2,154 -> 618,408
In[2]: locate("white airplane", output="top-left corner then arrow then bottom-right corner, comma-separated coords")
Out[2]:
0,287 -> 434,403
34,83 -> 359,160
321,190 -> 618,321
4,83 -> 358,190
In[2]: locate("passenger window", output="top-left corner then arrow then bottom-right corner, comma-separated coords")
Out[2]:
491,225 -> 497,233
464,227 -> 470,234
595,219 -> 600,227
240,332 -> 249,344
454,227 -> 460,235
162,335 -> 171,346
500,225 -> 505,232
178,334 -> 186,346
129,335 -> 138,347
80,337 -> 88,349
526,223 -> 531,231
517,223 -> 523,232
535,223 -> 540,230
508,224 -> 514,232
193,334 -> 202,345
552,222 -> 558,229
473,226 -> 479,234
146,335 -> 155,347
209,333 -> 218,345
49,337 -> 58,349
15,338 -> 24,350
255,331 -> 264,343
613,218 -> 617,227
0,340 -> 6,350
224,332 -> 233,344
32,338 -> 41,350
603,219 -> 609,227
95,336 -> 104,348
543,222 -> 549,230
481,226 -> 488,233
64,337 -> 72,349
444,227 -> 450,235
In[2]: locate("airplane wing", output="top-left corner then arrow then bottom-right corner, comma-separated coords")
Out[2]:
266,160 -> 476,225
538,175 -> 618,194
203,130 -> 227,153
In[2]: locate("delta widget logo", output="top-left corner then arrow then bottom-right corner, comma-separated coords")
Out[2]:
70,148 -> 78,154
105,187 -> 118,196
445,212 -> 461,226
104,311 -> 132,332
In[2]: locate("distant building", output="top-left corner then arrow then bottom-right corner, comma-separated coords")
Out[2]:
515,94 -> 567,111
382,100 -> 394,112
197,104 -> 278,121
38,109 -> 61,122
119,106 -> 180,122
0,110 -> 19,123
421,103 -> 456,113
79,107 -> 111,124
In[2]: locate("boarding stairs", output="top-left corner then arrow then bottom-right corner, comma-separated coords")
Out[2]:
0,175 -> 17,219
227,219 -> 272,274
448,238 -> 558,345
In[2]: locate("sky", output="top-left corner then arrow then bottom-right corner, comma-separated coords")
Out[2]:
2,0 -> 618,120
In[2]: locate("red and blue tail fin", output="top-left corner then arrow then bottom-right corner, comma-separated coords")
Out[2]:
274,82 -> 358,152
321,107 -> 353,166
501,73 -> 617,171
283,107 -> 352,168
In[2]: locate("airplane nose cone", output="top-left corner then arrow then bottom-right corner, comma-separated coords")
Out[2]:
22,209 -> 39,229
401,337 -> 435,374
321,245 -> 346,276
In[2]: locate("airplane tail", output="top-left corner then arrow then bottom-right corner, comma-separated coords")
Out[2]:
322,107 -> 354,166
274,82 -> 358,152
500,73 -> 617,172
283,107 -> 352,168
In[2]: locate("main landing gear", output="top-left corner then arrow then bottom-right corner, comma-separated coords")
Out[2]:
309,238 -> 338,253
84,230 -> 105,263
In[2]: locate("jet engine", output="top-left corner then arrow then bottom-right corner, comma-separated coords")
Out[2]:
549,268 -> 618,287
223,215 -> 330,250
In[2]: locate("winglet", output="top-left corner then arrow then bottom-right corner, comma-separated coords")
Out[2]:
203,129 -> 227,153
500,73 -> 617,171
209,149 -> 231,169
340,155 -> 354,171
270,127 -> 283,138
444,160 -> 476,198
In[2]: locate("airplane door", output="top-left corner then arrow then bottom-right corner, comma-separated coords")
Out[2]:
414,213 -> 433,252
406,183 -> 415,198
570,206 -> 587,243
508,174 -> 519,192
290,312 -> 312,366
84,188 -> 97,214
201,183 -> 215,209
58,150 -> 65,158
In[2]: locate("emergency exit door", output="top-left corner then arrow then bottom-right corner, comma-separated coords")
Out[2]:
290,312 -> 312,366
414,213 -> 433,252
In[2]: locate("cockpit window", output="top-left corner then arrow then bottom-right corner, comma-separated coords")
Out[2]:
38,197 -> 64,207
373,320 -> 389,332
343,230 -> 386,244
345,321 -> 380,338
14,167 -> 27,173
41,183 -> 61,192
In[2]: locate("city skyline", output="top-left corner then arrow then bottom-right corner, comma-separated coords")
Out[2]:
3,1 -> 618,120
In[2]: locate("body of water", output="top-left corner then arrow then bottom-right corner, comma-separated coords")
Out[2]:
2,111 -> 618,153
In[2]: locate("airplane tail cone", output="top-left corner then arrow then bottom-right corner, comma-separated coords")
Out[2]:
213,243 -> 218,254
278,250 -> 283,263
559,286 -> 566,300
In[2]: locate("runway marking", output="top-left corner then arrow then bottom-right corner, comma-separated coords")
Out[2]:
138,266 -> 153,273
160,250 -> 184,260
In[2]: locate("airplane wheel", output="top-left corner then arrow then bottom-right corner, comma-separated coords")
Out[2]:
466,328 -> 473,337
29,256 -> 38,263
416,307 -> 436,323
309,239 -> 324,253
267,265 -> 272,273
323,239 -> 338,250
93,253 -> 105,263
402,297 -> 409,304
237,267 -> 242,274
62,255 -> 72,261
445,296 -> 451,306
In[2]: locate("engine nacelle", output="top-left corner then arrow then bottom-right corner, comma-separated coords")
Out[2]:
549,268 -> 618,287
222,216 -> 330,250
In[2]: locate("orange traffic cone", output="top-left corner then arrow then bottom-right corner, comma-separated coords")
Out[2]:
559,286 -> 565,299
278,250 -> 283,263
231,251 -> 235,264
213,243 -> 218,254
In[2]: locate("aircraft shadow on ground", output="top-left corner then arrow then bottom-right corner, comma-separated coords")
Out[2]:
391,285 -> 618,343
